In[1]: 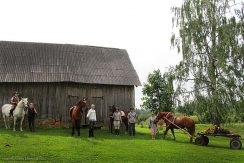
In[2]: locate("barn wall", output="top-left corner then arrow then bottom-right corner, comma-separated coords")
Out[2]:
0,82 -> 135,126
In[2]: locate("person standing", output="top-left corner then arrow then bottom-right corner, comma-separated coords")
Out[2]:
27,102 -> 38,132
113,107 -> 122,136
86,104 -> 96,137
9,92 -> 21,117
127,107 -> 137,136
149,113 -> 157,139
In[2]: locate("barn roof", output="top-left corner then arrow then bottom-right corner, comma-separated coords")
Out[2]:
0,41 -> 141,86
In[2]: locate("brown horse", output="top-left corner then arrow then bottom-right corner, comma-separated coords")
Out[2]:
70,99 -> 87,136
109,105 -> 128,134
154,112 -> 195,143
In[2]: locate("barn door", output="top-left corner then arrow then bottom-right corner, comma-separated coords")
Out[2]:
89,97 -> 103,123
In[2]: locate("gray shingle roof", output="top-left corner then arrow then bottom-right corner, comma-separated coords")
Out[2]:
0,41 -> 141,86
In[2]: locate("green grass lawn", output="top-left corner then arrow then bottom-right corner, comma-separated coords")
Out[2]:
0,124 -> 244,163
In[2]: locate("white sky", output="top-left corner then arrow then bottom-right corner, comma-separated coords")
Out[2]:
0,0 -> 183,109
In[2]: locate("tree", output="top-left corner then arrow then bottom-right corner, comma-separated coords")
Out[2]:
171,0 -> 243,126
141,69 -> 174,113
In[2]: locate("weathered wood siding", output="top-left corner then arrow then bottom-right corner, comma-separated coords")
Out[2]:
0,83 -> 135,125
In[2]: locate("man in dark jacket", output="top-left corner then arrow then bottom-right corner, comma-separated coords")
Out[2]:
27,102 -> 37,132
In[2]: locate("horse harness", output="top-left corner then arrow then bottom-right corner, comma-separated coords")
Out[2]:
164,112 -> 176,125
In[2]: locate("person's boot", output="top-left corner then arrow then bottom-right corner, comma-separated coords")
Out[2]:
91,130 -> 94,137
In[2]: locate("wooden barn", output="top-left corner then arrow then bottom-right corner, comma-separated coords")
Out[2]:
0,41 -> 141,125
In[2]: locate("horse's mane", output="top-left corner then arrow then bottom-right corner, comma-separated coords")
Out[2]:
157,112 -> 172,118
75,99 -> 86,109
17,98 -> 28,106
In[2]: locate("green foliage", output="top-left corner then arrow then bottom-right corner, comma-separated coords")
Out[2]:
141,69 -> 174,113
240,113 -> 244,122
171,0 -> 244,125
190,115 -> 199,124
136,109 -> 151,123
176,103 -> 195,115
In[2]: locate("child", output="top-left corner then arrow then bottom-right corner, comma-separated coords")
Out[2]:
149,114 -> 157,139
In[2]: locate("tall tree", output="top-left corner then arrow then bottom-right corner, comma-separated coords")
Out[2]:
141,69 -> 174,113
171,0 -> 243,126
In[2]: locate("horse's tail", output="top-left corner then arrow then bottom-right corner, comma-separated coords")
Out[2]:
69,106 -> 74,118
1,104 -> 10,117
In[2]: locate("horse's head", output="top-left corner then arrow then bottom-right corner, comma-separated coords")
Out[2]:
75,98 -> 87,109
154,112 -> 168,124
20,98 -> 28,107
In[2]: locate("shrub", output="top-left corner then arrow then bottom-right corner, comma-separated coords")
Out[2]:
240,113 -> 244,122
190,115 -> 199,124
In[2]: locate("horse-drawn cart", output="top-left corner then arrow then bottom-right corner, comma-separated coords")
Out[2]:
195,127 -> 242,149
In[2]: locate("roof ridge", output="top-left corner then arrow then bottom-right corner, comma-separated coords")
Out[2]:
0,40 -> 126,51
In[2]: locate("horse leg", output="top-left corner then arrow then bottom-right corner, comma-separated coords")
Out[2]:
124,118 -> 128,133
13,117 -> 17,131
7,116 -> 10,129
170,128 -> 176,141
3,115 -> 8,129
20,116 -> 24,132
163,126 -> 170,139
77,121 -> 81,136
188,128 -> 195,143
72,126 -> 75,136
110,118 -> 113,134
187,121 -> 196,143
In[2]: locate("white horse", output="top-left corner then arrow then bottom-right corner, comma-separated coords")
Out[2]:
1,98 -> 28,131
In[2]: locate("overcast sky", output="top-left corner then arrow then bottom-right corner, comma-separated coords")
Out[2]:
0,0 -> 183,109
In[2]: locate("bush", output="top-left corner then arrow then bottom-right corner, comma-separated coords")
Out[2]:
240,113 -> 244,122
190,115 -> 199,124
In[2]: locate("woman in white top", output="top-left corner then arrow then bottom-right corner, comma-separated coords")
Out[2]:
87,104 -> 96,137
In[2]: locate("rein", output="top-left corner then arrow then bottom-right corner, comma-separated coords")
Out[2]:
164,112 -> 175,124
165,112 -> 172,118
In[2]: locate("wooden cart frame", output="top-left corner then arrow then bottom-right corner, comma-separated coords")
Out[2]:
195,133 -> 242,149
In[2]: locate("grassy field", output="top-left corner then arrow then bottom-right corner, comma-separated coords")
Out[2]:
0,124 -> 244,163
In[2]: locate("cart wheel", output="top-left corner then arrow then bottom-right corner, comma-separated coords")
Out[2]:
230,138 -> 242,149
202,136 -> 209,146
195,136 -> 202,145
195,136 -> 209,146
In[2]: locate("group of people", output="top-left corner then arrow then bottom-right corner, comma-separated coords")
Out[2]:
7,92 -> 142,138
111,107 -> 158,139
111,107 -> 137,136
87,104 -> 138,138
9,92 -> 38,132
